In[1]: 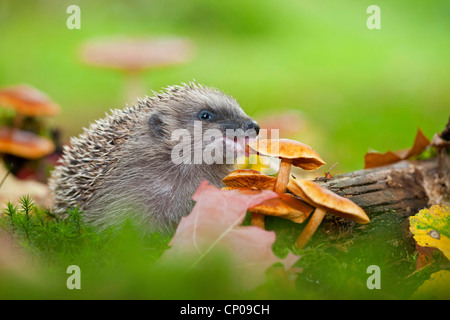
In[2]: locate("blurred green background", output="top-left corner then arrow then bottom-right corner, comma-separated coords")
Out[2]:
0,0 -> 449,173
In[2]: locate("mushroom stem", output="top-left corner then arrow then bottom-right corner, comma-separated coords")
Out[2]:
250,213 -> 265,228
13,113 -> 24,129
274,159 -> 292,194
124,70 -> 144,103
295,207 -> 327,249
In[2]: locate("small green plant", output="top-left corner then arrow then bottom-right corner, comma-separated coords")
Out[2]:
2,196 -> 34,241
1,195 -> 107,265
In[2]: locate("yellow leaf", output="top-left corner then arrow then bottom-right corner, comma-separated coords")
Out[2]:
235,154 -> 280,176
412,270 -> 450,300
409,205 -> 450,260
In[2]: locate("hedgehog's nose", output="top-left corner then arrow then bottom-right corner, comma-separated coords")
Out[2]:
245,121 -> 260,136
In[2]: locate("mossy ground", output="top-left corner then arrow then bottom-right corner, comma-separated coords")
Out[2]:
0,195 -> 446,300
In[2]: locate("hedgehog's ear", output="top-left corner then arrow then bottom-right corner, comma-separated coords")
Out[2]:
148,113 -> 166,139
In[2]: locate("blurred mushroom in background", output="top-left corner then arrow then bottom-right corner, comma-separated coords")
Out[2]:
80,36 -> 195,103
0,84 -> 60,182
0,127 -> 55,160
0,84 -> 60,119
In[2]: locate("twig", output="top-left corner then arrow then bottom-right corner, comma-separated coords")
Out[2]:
0,165 -> 12,191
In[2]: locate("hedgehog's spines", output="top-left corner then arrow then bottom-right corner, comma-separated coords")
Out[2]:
50,81 -> 200,214
49,81 -> 239,230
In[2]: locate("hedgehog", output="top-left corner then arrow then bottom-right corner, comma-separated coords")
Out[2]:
49,82 -> 260,233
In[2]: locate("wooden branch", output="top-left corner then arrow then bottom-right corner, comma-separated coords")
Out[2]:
312,154 -> 449,230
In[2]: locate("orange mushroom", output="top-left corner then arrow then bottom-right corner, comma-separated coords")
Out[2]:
249,139 -> 326,194
222,169 -> 312,228
287,178 -> 370,249
222,169 -> 276,190
0,127 -> 55,159
0,84 -> 60,117
248,193 -> 313,224
222,169 -> 276,227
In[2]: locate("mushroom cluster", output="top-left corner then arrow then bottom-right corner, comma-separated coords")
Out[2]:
222,168 -> 313,227
0,84 -> 60,180
287,178 -> 369,248
222,138 -> 370,249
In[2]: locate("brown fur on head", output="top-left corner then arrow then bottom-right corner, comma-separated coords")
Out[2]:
49,82 -> 259,233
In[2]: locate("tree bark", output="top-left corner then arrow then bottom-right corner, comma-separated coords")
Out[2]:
312,154 -> 449,230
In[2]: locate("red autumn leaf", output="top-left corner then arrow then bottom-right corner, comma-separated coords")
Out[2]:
364,128 -> 430,169
159,180 -> 299,290
415,243 -> 438,270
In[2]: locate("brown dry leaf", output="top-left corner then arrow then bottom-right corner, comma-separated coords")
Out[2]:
415,243 -> 438,270
159,180 -> 299,290
364,128 -> 430,169
403,128 -> 432,159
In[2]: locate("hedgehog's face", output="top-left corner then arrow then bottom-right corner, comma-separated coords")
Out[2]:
148,87 -> 259,164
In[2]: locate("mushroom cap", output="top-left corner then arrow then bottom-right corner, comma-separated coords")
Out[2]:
0,85 -> 60,116
222,169 -> 276,190
0,127 -> 55,159
249,193 -> 313,224
249,139 -> 325,171
80,37 -> 194,72
287,178 -> 370,224
221,187 -> 262,195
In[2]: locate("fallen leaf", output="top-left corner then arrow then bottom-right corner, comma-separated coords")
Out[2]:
235,154 -> 280,176
159,180 -> 299,290
403,128 -> 432,159
415,243 -> 438,269
364,128 -> 430,169
412,270 -> 450,299
409,205 -> 450,261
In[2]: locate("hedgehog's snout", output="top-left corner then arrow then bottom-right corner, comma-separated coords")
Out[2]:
221,119 -> 260,138
244,120 -> 260,136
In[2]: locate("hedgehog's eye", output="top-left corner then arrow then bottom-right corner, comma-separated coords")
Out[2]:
198,110 -> 216,121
